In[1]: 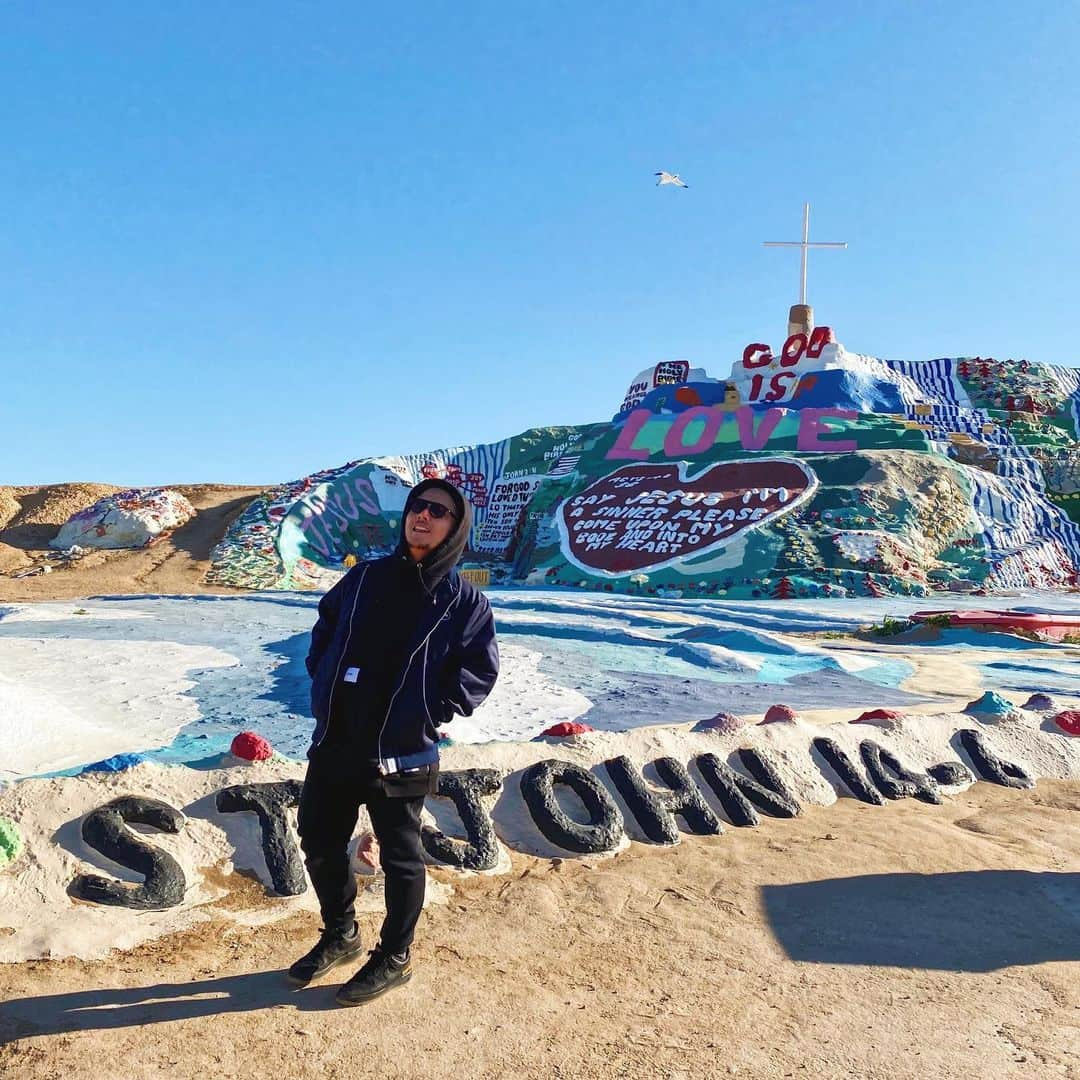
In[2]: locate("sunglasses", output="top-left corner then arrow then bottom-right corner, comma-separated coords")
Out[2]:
407,496 -> 457,520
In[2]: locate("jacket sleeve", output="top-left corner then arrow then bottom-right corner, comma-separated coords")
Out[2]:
439,593 -> 499,722
305,569 -> 352,678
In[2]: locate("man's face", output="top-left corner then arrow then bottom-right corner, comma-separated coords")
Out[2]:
404,487 -> 457,557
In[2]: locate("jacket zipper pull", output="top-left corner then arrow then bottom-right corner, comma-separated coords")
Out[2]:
416,562 -> 436,602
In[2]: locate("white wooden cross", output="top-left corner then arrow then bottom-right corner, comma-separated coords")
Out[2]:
763,202 -> 846,305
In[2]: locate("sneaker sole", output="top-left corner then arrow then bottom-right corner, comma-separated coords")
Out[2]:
286,945 -> 363,987
334,969 -> 412,1007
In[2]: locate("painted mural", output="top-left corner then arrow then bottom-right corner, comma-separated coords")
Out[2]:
208,328 -> 1080,597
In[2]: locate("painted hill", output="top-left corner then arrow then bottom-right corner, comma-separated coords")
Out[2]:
205,326 -> 1080,598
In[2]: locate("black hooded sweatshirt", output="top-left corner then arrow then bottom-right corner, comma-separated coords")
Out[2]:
321,479 -> 472,761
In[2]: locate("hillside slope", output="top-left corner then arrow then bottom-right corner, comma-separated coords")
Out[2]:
207,334 -> 1080,597
0,484 -> 268,602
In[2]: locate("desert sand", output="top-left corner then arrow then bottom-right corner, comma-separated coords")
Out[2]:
0,484 -> 268,602
0,485 -> 1077,1079
0,782 -> 1077,1079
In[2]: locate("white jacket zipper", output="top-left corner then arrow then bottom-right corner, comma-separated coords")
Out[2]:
314,566 -> 367,749
377,589 -> 459,772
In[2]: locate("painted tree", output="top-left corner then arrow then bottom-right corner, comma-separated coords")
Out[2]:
771,576 -> 795,599
862,573 -> 886,598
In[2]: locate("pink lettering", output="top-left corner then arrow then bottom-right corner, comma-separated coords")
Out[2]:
796,408 -> 858,452
606,409 -> 653,461
663,406 -> 726,456
352,477 -> 381,516
736,407 -> 785,450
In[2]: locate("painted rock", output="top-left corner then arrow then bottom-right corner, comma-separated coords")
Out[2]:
852,708 -> 905,724
1052,710 -> 1080,736
52,487 -> 195,550
963,691 -> 1016,717
1023,692 -> 1056,711
761,704 -> 800,724
559,459 -> 816,574
81,752 -> 146,774
693,712 -> 747,734
537,721 -> 595,738
230,731 -> 273,762
0,817 -> 22,868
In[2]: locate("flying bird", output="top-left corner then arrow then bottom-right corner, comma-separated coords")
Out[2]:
655,171 -> 689,188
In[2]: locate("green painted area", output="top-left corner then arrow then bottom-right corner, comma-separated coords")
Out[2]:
501,424 -> 605,475
1049,494 -> 1080,524
208,351 -> 1080,597
956,357 -> 1080,439
0,817 -> 22,868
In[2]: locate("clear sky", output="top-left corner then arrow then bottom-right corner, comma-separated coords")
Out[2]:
3,2 -> 1078,486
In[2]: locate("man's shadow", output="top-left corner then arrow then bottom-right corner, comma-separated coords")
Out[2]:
762,870 -> 1080,972
0,970 -> 343,1042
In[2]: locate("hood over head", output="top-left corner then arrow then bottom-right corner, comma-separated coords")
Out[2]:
398,478 -> 472,592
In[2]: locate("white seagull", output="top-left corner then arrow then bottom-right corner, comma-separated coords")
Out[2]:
655,171 -> 689,188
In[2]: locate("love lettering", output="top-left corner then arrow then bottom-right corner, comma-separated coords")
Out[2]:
606,406 -> 857,461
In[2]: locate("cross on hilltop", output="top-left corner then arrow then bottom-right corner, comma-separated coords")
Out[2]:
764,203 -> 847,307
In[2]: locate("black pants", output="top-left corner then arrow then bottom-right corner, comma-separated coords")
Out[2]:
297,753 -> 427,955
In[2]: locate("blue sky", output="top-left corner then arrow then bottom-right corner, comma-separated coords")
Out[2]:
2,2 -> 1078,486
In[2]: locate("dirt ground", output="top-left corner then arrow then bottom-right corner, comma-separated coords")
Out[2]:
1,483 -> 1078,1078
1,781 -> 1077,1080
0,483 -> 268,602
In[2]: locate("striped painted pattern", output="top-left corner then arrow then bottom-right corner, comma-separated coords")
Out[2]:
875,354 -> 1080,584
969,468 -> 1080,587
881,356 -> 972,408
375,440 -> 512,546
548,454 -> 582,477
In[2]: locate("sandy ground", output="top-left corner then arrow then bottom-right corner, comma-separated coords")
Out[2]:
2,483 -> 1078,1078
1,781 -> 1077,1080
0,484 -> 268,602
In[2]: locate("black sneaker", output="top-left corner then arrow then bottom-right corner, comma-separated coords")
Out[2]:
286,923 -> 362,986
334,947 -> 412,1006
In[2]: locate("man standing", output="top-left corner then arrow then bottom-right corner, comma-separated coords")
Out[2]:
289,478 -> 499,1005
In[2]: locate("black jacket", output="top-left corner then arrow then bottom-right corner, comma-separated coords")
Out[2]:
305,480 -> 499,776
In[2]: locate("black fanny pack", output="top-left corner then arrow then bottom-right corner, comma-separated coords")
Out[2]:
374,763 -> 439,799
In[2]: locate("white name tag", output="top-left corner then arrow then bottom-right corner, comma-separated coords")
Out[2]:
343,667 -> 360,683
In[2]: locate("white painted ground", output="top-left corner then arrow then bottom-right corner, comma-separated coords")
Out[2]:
3,588 -> 1080,781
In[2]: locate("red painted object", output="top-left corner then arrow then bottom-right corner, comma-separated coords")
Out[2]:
694,712 -> 747,734
540,721 -> 595,738
852,708 -> 905,724
911,610 -> 1080,642
674,386 -> 703,407
761,704 -> 799,724
230,731 -> 273,761
1052,710 -> 1080,736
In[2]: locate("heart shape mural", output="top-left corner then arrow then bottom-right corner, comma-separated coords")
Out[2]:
558,458 -> 818,575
